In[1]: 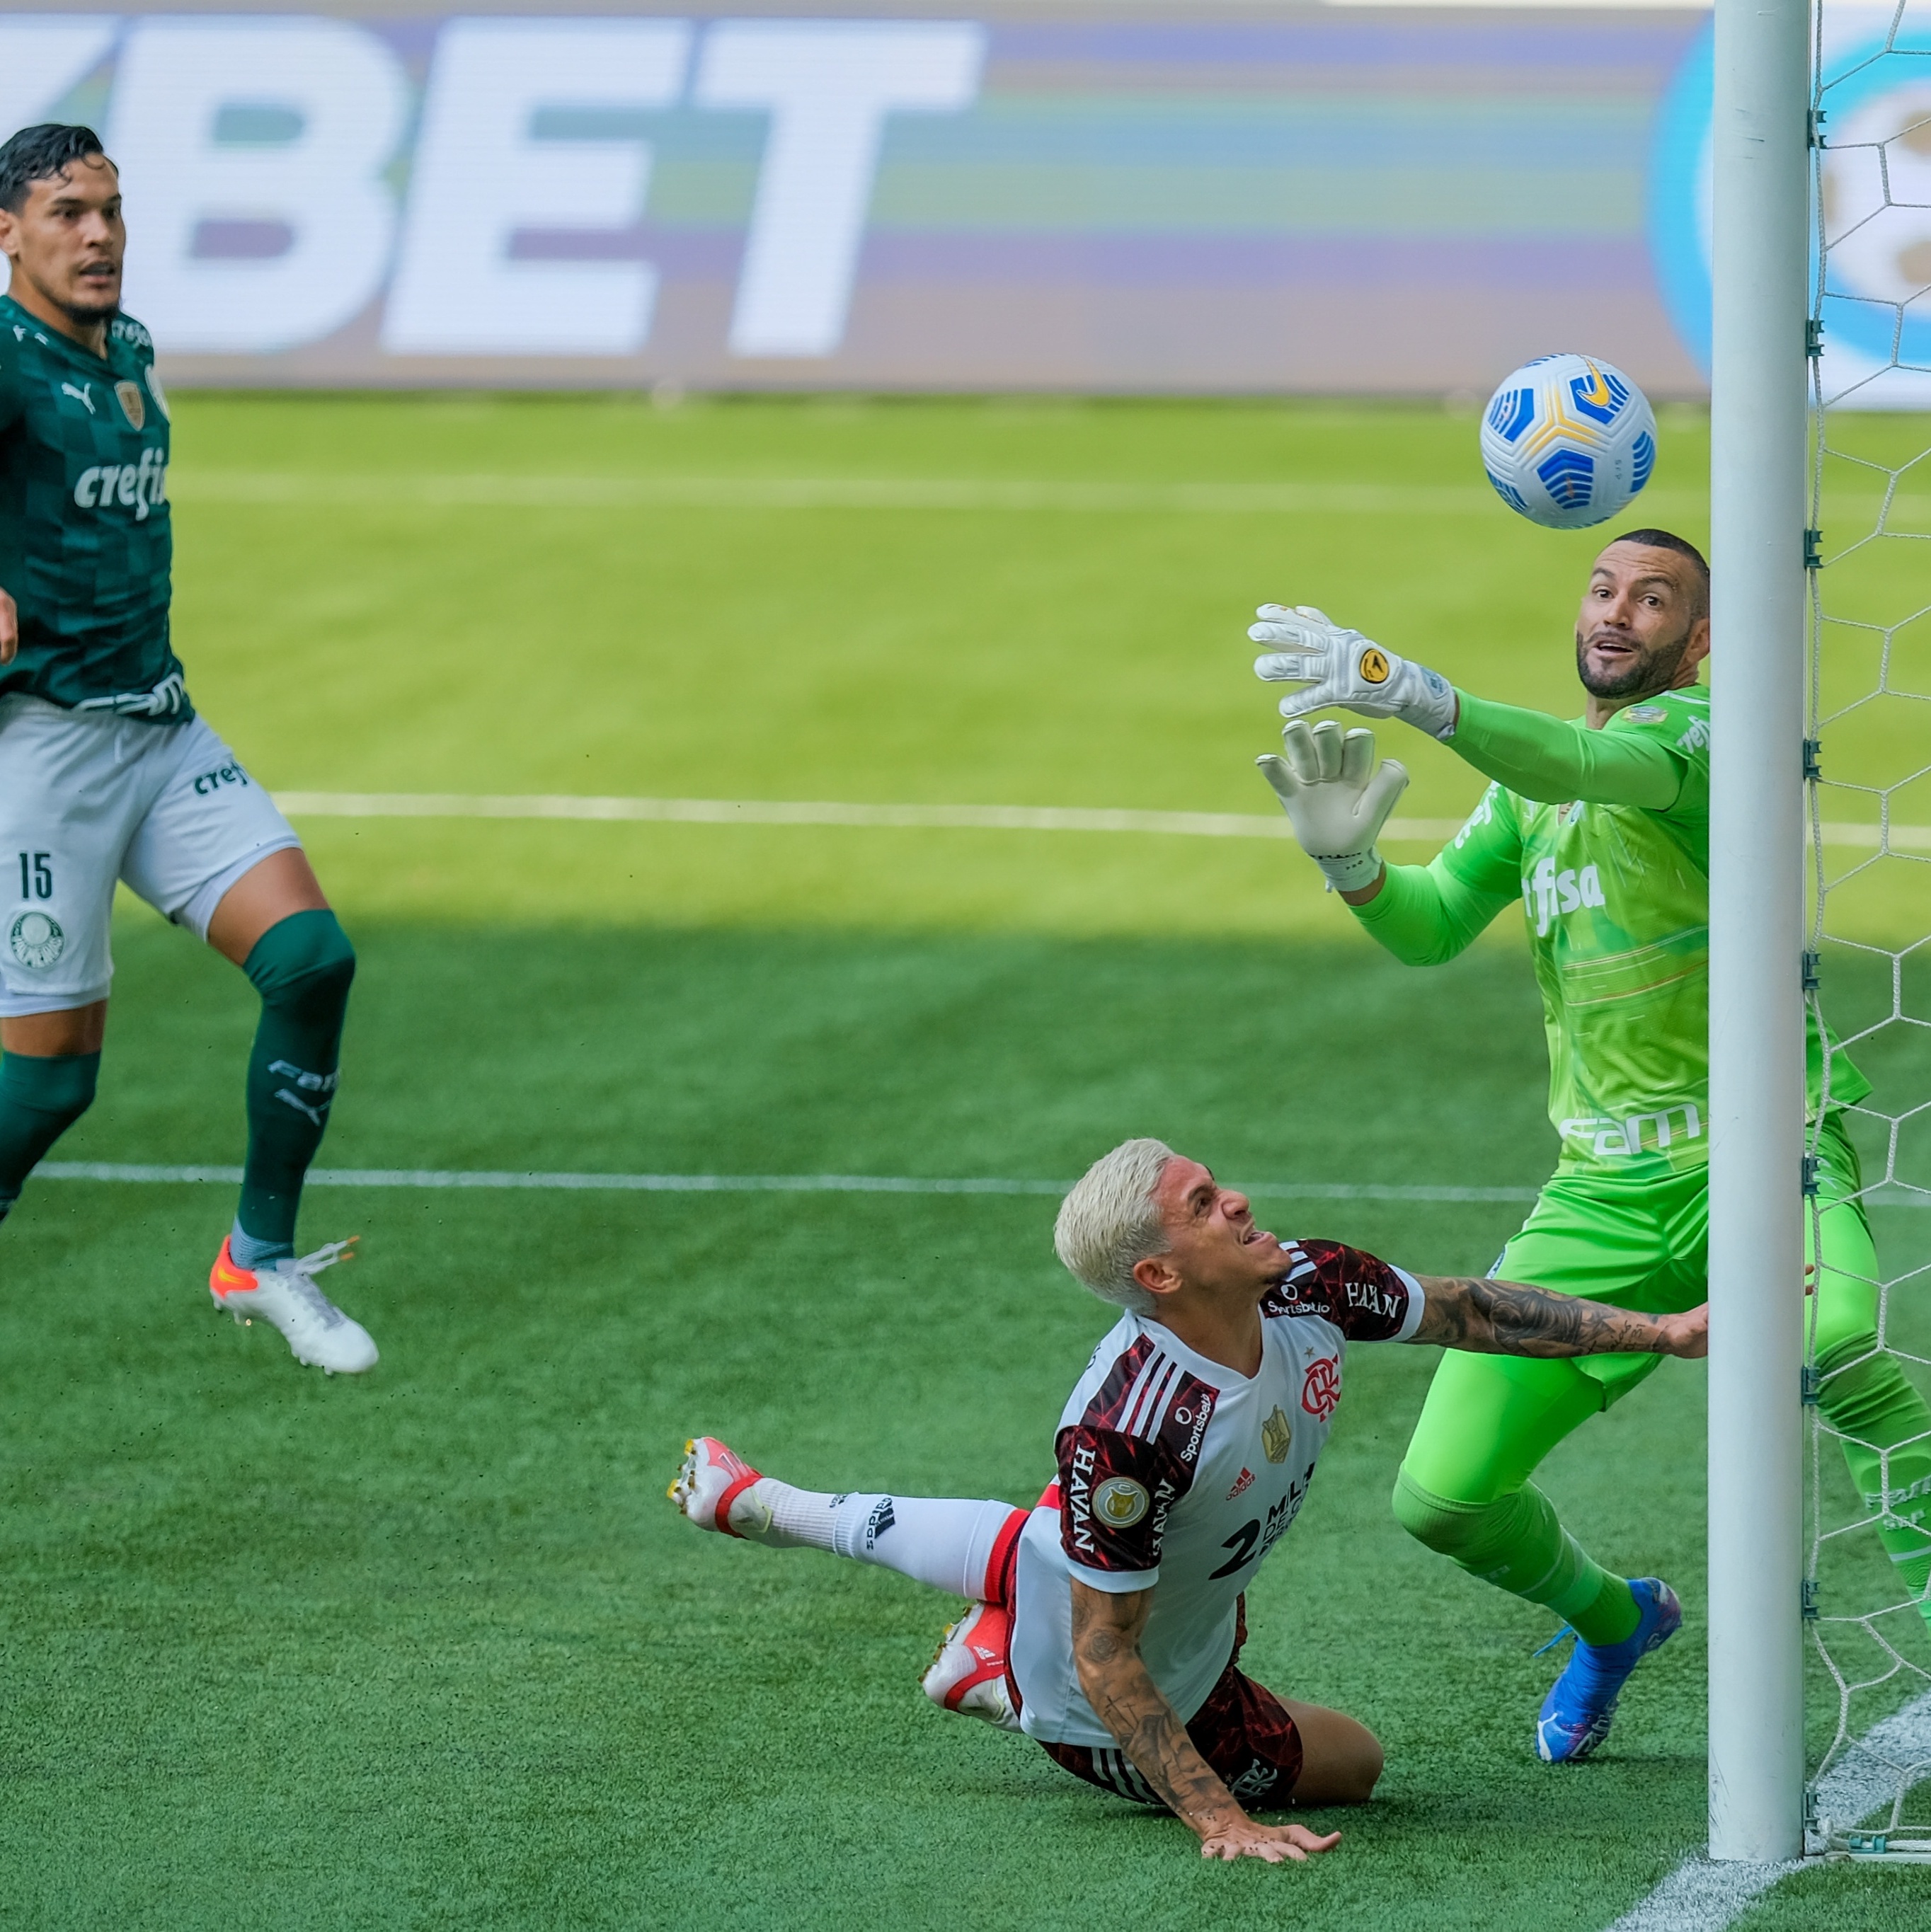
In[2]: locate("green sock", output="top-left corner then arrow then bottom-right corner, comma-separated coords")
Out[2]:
1393,1467 -> 1641,1645
0,1050 -> 99,1216
1817,1338 -> 1931,1623
238,910 -> 355,1249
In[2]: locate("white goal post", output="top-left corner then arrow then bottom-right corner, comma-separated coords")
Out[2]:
1707,0 -> 1811,1867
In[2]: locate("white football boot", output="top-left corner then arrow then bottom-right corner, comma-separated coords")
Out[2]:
668,1436 -> 771,1536
209,1236 -> 379,1375
922,1602 -> 1021,1731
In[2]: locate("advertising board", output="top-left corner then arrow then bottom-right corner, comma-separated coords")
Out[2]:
0,4 -> 1918,397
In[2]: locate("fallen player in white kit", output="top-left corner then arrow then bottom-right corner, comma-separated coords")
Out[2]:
672,1137 -> 1708,1865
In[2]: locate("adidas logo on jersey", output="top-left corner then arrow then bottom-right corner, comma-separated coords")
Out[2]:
74,448 -> 168,522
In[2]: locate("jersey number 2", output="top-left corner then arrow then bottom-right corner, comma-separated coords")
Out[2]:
1208,1519 -> 1261,1579
16,852 -> 51,900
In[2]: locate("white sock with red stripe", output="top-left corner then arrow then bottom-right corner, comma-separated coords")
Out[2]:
736,1482 -> 1016,1597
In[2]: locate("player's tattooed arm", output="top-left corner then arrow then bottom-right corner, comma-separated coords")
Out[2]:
1411,1275 -> 1709,1359
1069,1579 -> 1340,1865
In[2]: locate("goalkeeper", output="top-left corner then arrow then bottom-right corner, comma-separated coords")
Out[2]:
1247,528 -> 1931,1764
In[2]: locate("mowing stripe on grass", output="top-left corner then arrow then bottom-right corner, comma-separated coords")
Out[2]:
270,790 -> 1929,853
174,471 -> 1708,519
1605,1689 -> 1931,1929
35,1163 -> 1541,1203
273,790 -> 1460,841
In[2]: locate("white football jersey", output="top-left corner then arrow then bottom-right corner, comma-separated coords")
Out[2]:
1009,1240 -> 1423,1747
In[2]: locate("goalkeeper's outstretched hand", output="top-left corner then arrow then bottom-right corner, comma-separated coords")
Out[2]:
1250,604 -> 1458,741
1256,718 -> 1408,896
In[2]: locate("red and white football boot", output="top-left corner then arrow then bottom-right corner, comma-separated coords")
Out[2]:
209,1235 -> 378,1375
922,1602 -> 1021,1731
669,1436 -> 771,1537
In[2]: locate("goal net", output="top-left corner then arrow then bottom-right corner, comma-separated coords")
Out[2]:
1804,0 -> 1931,1858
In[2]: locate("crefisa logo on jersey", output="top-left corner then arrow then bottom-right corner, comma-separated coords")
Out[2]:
73,447 -> 168,522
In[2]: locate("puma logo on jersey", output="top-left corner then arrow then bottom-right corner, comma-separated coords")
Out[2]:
61,381 -> 94,413
1525,856 -> 1607,936
74,449 -> 168,522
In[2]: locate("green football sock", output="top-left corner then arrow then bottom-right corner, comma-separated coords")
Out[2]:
1816,1338 -> 1931,1622
1393,1468 -> 1641,1645
238,909 -> 355,1250
0,1049 -> 99,1217
1811,1171 -> 1931,1625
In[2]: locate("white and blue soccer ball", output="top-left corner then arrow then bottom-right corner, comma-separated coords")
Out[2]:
1479,353 -> 1656,531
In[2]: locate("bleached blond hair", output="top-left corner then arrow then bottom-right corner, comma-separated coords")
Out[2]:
1053,1137 -> 1178,1317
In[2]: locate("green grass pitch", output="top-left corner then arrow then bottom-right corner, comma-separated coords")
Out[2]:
2,394 -> 1924,1928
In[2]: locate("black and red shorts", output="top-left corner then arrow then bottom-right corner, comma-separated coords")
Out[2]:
1038,1654 -> 1304,1812
985,1497 -> 1304,1815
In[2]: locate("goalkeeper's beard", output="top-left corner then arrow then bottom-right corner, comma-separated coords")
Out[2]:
1574,619 -> 1699,701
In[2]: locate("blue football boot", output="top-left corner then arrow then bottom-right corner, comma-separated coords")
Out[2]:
1534,1577 -> 1682,1764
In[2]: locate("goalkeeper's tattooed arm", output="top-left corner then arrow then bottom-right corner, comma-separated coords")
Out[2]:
1070,1580 -> 1342,1866
1411,1275 -> 1709,1359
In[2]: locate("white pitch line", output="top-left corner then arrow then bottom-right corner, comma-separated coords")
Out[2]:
37,1163 -> 1930,1209
1603,1858 -> 1796,1932
1810,1688 -> 1931,1845
34,1163 -> 1540,1203
266,790 -> 1931,854
1606,1689 -> 1931,1931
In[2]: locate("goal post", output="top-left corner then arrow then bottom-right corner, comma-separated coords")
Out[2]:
1706,0 -> 1811,1866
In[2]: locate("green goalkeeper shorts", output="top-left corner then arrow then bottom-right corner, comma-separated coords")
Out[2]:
1486,1108 -> 1872,1405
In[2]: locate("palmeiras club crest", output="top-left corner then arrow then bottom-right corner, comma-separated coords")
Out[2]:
9,909 -> 64,970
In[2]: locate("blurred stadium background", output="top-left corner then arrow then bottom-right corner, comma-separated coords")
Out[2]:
1,6 -> 1924,1928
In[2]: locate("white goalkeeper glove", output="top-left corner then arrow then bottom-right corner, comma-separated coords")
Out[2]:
1256,718 -> 1409,894
1249,605 -> 1458,742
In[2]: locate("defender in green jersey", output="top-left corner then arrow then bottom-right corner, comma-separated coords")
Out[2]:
0,125 -> 374,1375
1248,530 -> 1931,1761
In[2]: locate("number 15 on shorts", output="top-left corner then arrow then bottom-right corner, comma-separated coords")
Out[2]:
16,852 -> 52,899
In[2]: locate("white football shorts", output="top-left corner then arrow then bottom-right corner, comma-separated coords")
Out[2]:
0,693 -> 302,1016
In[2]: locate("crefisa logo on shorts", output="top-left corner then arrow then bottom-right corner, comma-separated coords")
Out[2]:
9,909 -> 64,970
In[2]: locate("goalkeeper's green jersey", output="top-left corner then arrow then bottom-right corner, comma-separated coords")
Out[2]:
0,296 -> 185,722
1352,682 -> 1866,1180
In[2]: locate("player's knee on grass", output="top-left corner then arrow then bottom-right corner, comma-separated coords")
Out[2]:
0,1048 -> 101,1209
1282,1701 -> 1383,1805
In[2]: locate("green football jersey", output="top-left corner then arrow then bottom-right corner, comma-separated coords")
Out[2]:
0,295 -> 184,722
1421,685 -> 1865,1178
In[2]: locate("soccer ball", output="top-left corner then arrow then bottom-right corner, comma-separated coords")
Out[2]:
1479,354 -> 1656,531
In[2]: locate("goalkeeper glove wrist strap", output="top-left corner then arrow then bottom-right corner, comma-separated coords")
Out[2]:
1310,846 -> 1385,893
